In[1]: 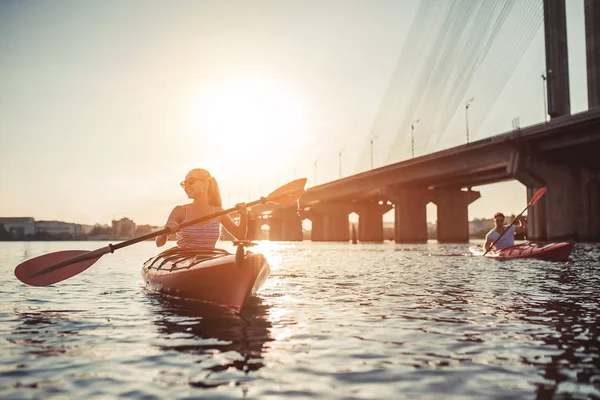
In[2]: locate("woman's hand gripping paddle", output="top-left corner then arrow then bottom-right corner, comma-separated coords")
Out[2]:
15,178 -> 308,286
482,187 -> 547,256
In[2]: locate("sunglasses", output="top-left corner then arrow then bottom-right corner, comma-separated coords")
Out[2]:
180,178 -> 208,188
494,217 -> 505,221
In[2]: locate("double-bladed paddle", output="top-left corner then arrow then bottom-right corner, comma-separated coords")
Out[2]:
15,178 -> 307,287
482,187 -> 547,256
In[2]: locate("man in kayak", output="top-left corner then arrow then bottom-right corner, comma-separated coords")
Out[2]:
155,168 -> 248,248
484,212 -> 527,252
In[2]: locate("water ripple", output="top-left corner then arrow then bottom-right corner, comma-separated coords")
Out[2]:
1,241 -> 599,399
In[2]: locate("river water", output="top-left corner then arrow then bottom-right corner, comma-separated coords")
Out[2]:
1,240 -> 599,399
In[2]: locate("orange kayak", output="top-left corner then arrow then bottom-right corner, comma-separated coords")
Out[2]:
469,241 -> 575,261
142,247 -> 270,311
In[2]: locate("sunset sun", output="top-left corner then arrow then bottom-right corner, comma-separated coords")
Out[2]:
189,75 -> 307,180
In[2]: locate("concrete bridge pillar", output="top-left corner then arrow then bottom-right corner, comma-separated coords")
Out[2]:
544,0 -> 571,117
387,189 -> 433,243
308,213 -> 324,242
353,202 -> 393,242
585,0 -> 600,108
247,218 -> 257,240
434,189 -> 481,243
246,217 -> 265,241
586,179 -> 600,240
522,159 -> 600,241
304,202 -> 352,242
268,210 -> 303,241
527,186 -> 547,240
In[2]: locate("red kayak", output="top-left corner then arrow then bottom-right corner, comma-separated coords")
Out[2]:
469,241 -> 575,262
142,247 -> 270,312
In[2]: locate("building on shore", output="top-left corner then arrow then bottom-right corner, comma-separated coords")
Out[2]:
36,220 -> 83,238
112,217 -> 136,239
1,217 -> 85,240
0,217 -> 36,238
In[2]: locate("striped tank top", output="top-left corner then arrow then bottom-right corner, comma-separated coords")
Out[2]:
176,206 -> 221,248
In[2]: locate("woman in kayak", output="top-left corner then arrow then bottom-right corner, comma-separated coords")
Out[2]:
484,212 -> 527,251
155,168 -> 247,248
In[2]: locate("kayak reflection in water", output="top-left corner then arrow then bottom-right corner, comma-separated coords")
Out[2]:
484,212 -> 527,252
155,168 -> 248,248
149,295 -> 273,389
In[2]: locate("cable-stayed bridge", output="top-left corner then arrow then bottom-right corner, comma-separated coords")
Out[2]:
357,0 -> 545,169
248,0 -> 600,243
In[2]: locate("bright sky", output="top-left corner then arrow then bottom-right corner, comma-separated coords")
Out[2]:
0,0 -> 589,226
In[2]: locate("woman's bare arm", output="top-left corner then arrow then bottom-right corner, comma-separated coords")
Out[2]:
155,205 -> 185,247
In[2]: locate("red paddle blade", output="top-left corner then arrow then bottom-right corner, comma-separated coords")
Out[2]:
268,178 -> 307,204
14,250 -> 100,287
528,187 -> 547,206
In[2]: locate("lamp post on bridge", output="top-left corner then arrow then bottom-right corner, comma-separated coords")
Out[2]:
313,159 -> 318,186
541,73 -> 548,123
339,149 -> 345,179
465,97 -> 474,144
370,136 -> 378,170
411,119 -> 420,158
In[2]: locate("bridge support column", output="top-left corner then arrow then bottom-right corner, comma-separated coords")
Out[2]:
527,187 -> 547,240
353,202 -> 393,242
585,0 -> 600,108
587,179 -> 600,240
247,218 -> 258,240
246,217 -> 267,241
308,214 -> 323,241
434,189 -> 481,243
268,210 -> 303,241
544,0 -> 571,118
521,160 -> 600,241
387,189 -> 433,243
305,202 -> 352,242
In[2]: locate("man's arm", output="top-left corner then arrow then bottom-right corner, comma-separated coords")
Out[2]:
514,216 -> 527,234
484,236 -> 492,251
